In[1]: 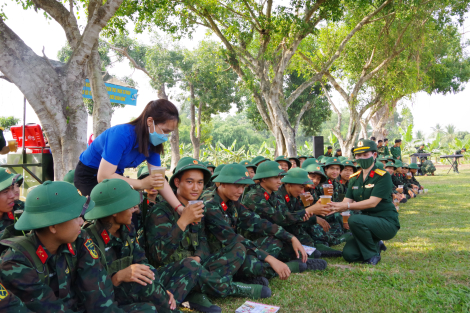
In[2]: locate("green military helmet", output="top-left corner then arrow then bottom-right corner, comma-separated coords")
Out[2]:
85,179 -> 141,220
239,159 -> 257,171
212,164 -> 255,185
378,156 -> 389,162
137,166 -> 150,180
301,158 -> 322,169
251,156 -> 267,166
385,155 -> 394,161
350,158 -> 357,163
402,163 -> 410,169
302,162 -> 327,183
288,156 -> 300,167
297,155 -> 308,160
15,180 -> 95,231
212,164 -> 226,179
63,170 -> 75,184
342,160 -> 357,171
338,156 -> 348,162
376,162 -> 385,170
173,157 -> 194,174
252,161 -> 287,180
13,173 -> 23,187
324,157 -> 345,171
351,139 -> 378,155
0,167 -> 17,192
384,161 -> 397,169
409,163 -> 419,170
205,161 -> 216,169
394,160 -> 403,168
308,155 -> 315,158
170,158 -> 212,189
274,155 -> 292,170
281,168 -> 313,185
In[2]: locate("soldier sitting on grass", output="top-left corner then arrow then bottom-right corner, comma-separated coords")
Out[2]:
0,180 -> 154,313
85,179 -> 200,313
142,158 -> 270,313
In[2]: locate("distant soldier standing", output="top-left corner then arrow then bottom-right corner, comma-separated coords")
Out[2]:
390,139 -> 402,160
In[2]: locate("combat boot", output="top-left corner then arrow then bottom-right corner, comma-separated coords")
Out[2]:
237,276 -> 269,287
286,259 -> 307,273
185,292 -> 221,313
306,259 -> 327,271
232,282 -> 271,299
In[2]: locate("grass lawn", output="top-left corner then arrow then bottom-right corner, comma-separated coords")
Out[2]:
213,168 -> 470,312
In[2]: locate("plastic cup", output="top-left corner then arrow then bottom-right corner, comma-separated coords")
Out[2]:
320,195 -> 332,205
188,200 -> 203,205
418,190 -> 423,194
300,193 -> 312,207
341,210 -> 350,223
424,189 -> 428,194
322,184 -> 333,196
149,166 -> 166,190
397,185 -> 404,193
8,140 -> 17,152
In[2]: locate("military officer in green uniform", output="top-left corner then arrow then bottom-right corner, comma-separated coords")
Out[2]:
324,146 -> 333,157
0,168 -> 18,234
328,140 -> 400,265
383,139 -> 390,156
0,180 -> 155,312
390,139 -> 402,160
12,174 -> 25,212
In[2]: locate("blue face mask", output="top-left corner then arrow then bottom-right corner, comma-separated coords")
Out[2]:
149,121 -> 169,146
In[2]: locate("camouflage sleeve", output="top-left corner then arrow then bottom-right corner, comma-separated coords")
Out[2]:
129,225 -> 152,267
204,201 -> 269,261
242,192 -> 306,227
236,203 -> 294,242
0,281 -> 33,313
193,219 -> 210,263
76,232 -> 128,313
0,250 -> 74,312
144,203 -> 184,265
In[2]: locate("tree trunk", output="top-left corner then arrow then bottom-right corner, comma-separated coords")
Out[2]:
189,84 -> 200,159
157,83 -> 180,171
88,43 -> 112,138
360,119 -> 368,139
370,99 -> 398,140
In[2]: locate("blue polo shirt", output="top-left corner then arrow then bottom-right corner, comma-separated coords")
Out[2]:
79,124 -> 161,175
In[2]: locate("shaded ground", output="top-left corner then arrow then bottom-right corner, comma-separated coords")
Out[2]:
213,168 -> 470,312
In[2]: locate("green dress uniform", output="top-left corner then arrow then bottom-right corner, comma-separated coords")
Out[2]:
383,144 -> 390,157
343,140 -> 400,264
390,145 -> 402,160
0,181 -> 154,313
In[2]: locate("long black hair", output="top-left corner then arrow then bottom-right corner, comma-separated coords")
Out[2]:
128,99 -> 180,157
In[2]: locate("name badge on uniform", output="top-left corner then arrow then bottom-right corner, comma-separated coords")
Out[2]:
365,184 -> 375,188
352,186 -> 359,189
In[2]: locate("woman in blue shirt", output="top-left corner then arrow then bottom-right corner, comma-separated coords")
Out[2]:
74,99 -> 184,211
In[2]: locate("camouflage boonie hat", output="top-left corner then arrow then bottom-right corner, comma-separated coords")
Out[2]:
0,167 -> 18,192
86,179 -> 141,220
384,161 -> 397,169
212,164 -> 226,179
252,161 -> 287,180
251,156 -> 268,166
170,158 -> 212,189
15,181 -> 95,230
324,157 -> 345,171
274,156 -> 292,170
409,163 -> 419,170
212,164 -> 255,185
281,168 -> 313,185
352,139 -> 378,155
63,170 -> 75,184
342,160 -> 357,171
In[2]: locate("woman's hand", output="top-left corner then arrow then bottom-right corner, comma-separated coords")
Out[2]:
112,264 -> 155,287
306,200 -> 331,216
141,173 -> 165,190
327,201 -> 348,213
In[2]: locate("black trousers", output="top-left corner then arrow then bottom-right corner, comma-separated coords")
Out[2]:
74,161 -> 99,197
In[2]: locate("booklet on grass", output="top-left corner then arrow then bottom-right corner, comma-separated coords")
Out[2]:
235,301 -> 280,313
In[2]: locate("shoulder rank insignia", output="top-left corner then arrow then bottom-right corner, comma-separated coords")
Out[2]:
349,170 -> 361,179
0,282 -> 9,300
84,239 -> 99,259
374,169 -> 386,176
36,245 -> 48,264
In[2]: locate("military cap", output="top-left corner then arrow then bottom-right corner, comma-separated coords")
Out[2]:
375,162 -> 385,169
394,160 -> 403,168
63,170 -> 75,184
402,163 -> 409,169
302,162 -> 327,183
281,168 -> 313,185
252,161 -> 287,180
301,158 -> 321,169
351,139 -> 378,155
212,164 -> 255,185
205,161 -> 216,169
173,157 -> 193,174
137,166 -> 150,180
170,158 -> 212,189
274,155 -> 292,170
0,167 -> 17,192
85,179 -> 140,220
15,181 -> 95,230
342,160 -> 357,171
297,155 -> 308,159
13,173 -> 23,187
239,159 -> 257,170
251,156 -> 268,166
212,164 -> 226,179
324,157 -> 345,170
384,161 -> 397,169
409,163 -> 419,169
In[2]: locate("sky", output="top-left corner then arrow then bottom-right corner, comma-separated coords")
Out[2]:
1,4 -> 469,142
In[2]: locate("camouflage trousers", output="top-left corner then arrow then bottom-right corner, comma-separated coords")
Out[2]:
421,160 -> 436,175
194,241 -> 246,297
236,236 -> 283,279
303,213 -> 345,247
115,258 -> 200,313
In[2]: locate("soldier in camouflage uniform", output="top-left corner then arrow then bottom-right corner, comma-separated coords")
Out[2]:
377,140 -> 385,156
202,164 -> 310,282
0,180 -> 154,312
242,162 -> 331,265
12,174 -> 25,213
240,160 -> 257,179
0,168 -> 17,234
416,145 -> 436,176
340,160 -> 357,190
136,166 -> 164,232
85,178 -> 201,313
274,156 -> 292,172
0,278 -> 32,312
204,164 -> 225,192
408,164 -> 423,190
143,158 -> 271,313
